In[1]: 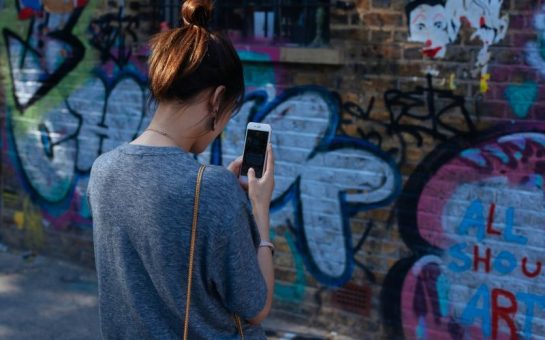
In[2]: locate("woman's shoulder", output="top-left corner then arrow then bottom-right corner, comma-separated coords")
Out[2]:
202,165 -> 241,192
200,165 -> 248,208
200,165 -> 256,243
89,147 -> 121,178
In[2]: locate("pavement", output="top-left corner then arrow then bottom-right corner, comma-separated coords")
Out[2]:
0,247 -> 341,340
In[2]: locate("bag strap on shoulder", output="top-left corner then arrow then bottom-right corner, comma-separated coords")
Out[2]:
183,165 -> 244,339
184,165 -> 206,340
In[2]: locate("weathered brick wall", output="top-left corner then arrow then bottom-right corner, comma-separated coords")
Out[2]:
1,0 -> 545,338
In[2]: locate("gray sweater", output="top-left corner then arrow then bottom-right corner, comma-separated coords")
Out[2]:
88,143 -> 267,339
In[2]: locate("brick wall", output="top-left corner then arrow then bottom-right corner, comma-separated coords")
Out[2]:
2,0 -> 545,338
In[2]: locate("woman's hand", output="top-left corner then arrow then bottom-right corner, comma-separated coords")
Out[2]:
227,156 -> 248,191
248,144 -> 275,240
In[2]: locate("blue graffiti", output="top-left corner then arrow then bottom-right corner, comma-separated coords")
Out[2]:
7,77 -> 401,286
200,86 -> 401,287
3,5 -> 86,112
5,70 -> 147,223
505,81 -> 538,119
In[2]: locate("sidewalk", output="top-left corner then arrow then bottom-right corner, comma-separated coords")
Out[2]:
0,248 -> 339,340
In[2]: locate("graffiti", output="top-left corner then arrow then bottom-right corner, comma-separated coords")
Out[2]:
4,38 -> 400,288
3,0 -> 87,112
6,72 -> 147,227
454,0 -> 509,72
198,86 -> 401,287
526,5 -> 545,79
406,0 -> 509,77
10,193 -> 45,251
480,72 -> 491,93
88,1 -> 140,69
406,0 -> 459,58
0,0 -> 151,230
271,226 -> 307,303
342,74 -> 476,165
505,82 -> 538,119
2,0 -> 400,287
382,124 -> 545,339
238,50 -> 279,89
488,6 -> 544,119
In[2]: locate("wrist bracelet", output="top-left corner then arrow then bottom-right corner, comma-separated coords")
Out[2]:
259,240 -> 275,256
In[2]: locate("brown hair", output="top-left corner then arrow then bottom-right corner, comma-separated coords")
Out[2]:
148,0 -> 244,118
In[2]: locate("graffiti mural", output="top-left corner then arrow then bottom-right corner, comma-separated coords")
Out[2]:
382,123 -> 545,339
484,5 -> 544,120
2,0 -> 403,287
526,5 -> 545,79
271,226 -> 307,303
236,48 -> 283,90
198,86 -> 402,287
342,74 -> 476,166
1,0 -> 150,229
3,0 -> 87,112
5,72 -> 148,227
88,1 -> 141,69
2,0 -> 402,287
454,0 -> 509,73
7,192 -> 45,251
482,4 -> 545,121
406,0 -> 509,79
3,0 -> 543,335
406,0 -> 459,59
504,82 -> 538,119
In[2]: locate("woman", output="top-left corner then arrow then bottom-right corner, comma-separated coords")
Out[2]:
87,0 -> 275,338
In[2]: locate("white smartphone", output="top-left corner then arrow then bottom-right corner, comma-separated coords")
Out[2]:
239,122 -> 271,182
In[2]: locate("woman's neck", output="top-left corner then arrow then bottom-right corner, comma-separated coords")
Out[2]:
131,103 -> 201,152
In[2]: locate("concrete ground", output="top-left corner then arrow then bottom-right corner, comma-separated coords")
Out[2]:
0,248 -> 341,340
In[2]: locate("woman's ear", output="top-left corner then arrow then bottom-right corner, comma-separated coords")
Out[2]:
210,85 -> 226,114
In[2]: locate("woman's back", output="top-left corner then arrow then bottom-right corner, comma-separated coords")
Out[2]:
88,143 -> 267,339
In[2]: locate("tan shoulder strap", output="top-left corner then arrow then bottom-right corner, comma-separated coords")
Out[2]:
183,165 -> 206,340
183,165 -> 244,340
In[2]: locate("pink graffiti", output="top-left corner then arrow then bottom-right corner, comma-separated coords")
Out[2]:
400,129 -> 545,339
417,133 -> 545,249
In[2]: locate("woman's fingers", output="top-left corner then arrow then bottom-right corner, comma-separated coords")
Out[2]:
248,167 -> 256,183
227,155 -> 244,174
263,144 -> 274,178
239,180 -> 249,192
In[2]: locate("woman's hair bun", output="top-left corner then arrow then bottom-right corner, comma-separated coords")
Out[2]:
181,0 -> 213,28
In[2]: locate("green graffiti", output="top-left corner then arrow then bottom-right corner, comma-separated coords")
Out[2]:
0,1 -> 98,135
237,50 -> 276,88
271,228 -> 306,303
505,81 -> 538,119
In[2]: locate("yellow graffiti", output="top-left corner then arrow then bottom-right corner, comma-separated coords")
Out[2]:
11,197 -> 44,250
14,212 -> 24,230
449,73 -> 457,90
43,0 -> 76,14
480,73 -> 491,93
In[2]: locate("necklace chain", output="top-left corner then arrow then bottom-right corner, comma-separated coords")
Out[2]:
145,128 -> 178,144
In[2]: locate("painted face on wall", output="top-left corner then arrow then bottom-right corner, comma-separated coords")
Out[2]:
408,4 -> 451,58
463,0 -> 508,46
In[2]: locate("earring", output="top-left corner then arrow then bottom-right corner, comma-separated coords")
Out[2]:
210,110 -> 218,131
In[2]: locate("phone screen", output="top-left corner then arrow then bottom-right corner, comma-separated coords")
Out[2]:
241,129 -> 269,178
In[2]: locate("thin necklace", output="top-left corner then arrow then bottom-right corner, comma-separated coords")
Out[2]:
145,127 -> 179,146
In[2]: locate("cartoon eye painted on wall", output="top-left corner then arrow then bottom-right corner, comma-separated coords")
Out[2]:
417,22 -> 426,31
434,21 -> 444,29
